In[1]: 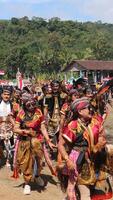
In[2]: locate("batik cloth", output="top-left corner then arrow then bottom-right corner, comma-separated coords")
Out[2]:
15,108 -> 44,183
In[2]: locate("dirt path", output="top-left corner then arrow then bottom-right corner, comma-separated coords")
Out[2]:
0,104 -> 113,200
0,165 -> 65,200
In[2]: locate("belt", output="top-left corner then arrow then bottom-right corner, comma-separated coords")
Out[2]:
73,146 -> 87,151
19,136 -> 30,141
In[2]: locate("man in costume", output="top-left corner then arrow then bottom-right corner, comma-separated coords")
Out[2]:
12,87 -> 22,118
0,86 -> 15,168
38,83 -> 51,117
58,97 -> 111,200
60,88 -> 79,130
40,80 -> 67,160
14,93 -> 55,195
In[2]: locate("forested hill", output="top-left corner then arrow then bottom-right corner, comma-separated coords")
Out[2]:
0,16 -> 113,78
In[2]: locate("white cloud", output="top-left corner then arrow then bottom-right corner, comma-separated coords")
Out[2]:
59,0 -> 113,23
82,0 -> 113,23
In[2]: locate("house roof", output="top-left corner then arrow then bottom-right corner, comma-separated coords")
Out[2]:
64,60 -> 113,71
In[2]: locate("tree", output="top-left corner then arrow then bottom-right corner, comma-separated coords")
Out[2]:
5,46 -> 28,78
91,32 -> 113,60
11,17 -> 19,25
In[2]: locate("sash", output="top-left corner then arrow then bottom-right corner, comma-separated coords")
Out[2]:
77,118 -> 94,153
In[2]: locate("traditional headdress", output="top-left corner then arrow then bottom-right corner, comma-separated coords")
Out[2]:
95,78 -> 113,97
69,88 -> 79,96
71,97 -> 89,112
21,92 -> 36,104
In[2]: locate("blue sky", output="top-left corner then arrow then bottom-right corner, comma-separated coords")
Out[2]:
0,0 -> 113,23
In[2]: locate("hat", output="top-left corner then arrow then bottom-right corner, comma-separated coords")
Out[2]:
51,80 -> 60,87
14,87 -> 21,94
71,97 -> 89,112
21,92 -> 35,104
2,86 -> 13,94
69,89 -> 79,96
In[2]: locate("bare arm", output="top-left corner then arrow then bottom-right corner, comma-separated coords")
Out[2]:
59,113 -> 66,140
93,126 -> 106,153
41,122 -> 50,142
41,122 -> 56,149
13,123 -> 31,136
58,136 -> 75,170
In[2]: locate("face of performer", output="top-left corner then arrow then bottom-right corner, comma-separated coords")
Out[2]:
71,94 -> 79,102
51,83 -> 60,94
1,91 -> 11,102
86,89 -> 93,98
14,90 -> 21,99
25,99 -> 36,112
47,85 -> 52,94
78,104 -> 92,120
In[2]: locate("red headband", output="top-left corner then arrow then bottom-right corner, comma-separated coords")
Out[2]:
76,101 -> 89,111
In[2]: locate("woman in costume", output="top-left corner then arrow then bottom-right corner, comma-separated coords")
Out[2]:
14,93 -> 55,195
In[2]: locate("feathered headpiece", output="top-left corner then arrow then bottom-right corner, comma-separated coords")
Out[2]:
90,78 -> 113,111
94,78 -> 113,98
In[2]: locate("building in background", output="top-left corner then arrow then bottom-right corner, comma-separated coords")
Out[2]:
63,60 -> 113,83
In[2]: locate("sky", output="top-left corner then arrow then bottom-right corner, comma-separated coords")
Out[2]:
0,0 -> 113,23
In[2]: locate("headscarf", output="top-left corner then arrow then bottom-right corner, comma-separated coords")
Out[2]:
71,97 -> 89,112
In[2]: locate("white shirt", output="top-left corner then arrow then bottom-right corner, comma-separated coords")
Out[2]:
0,100 -> 11,117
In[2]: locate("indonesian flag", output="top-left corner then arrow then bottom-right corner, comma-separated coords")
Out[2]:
16,68 -> 23,90
18,77 -> 23,90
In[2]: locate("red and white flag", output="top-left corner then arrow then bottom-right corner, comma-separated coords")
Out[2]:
16,68 -> 23,90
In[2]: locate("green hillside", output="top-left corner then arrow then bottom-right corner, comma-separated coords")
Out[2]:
0,17 -> 113,78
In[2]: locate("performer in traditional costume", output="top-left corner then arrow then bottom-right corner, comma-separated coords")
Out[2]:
60,89 -> 79,130
57,89 -> 79,167
40,80 -> 67,161
12,87 -> 22,118
38,84 -> 51,121
13,93 -> 55,195
58,97 -> 112,200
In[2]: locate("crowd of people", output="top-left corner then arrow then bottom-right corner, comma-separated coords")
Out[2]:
0,77 -> 113,200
